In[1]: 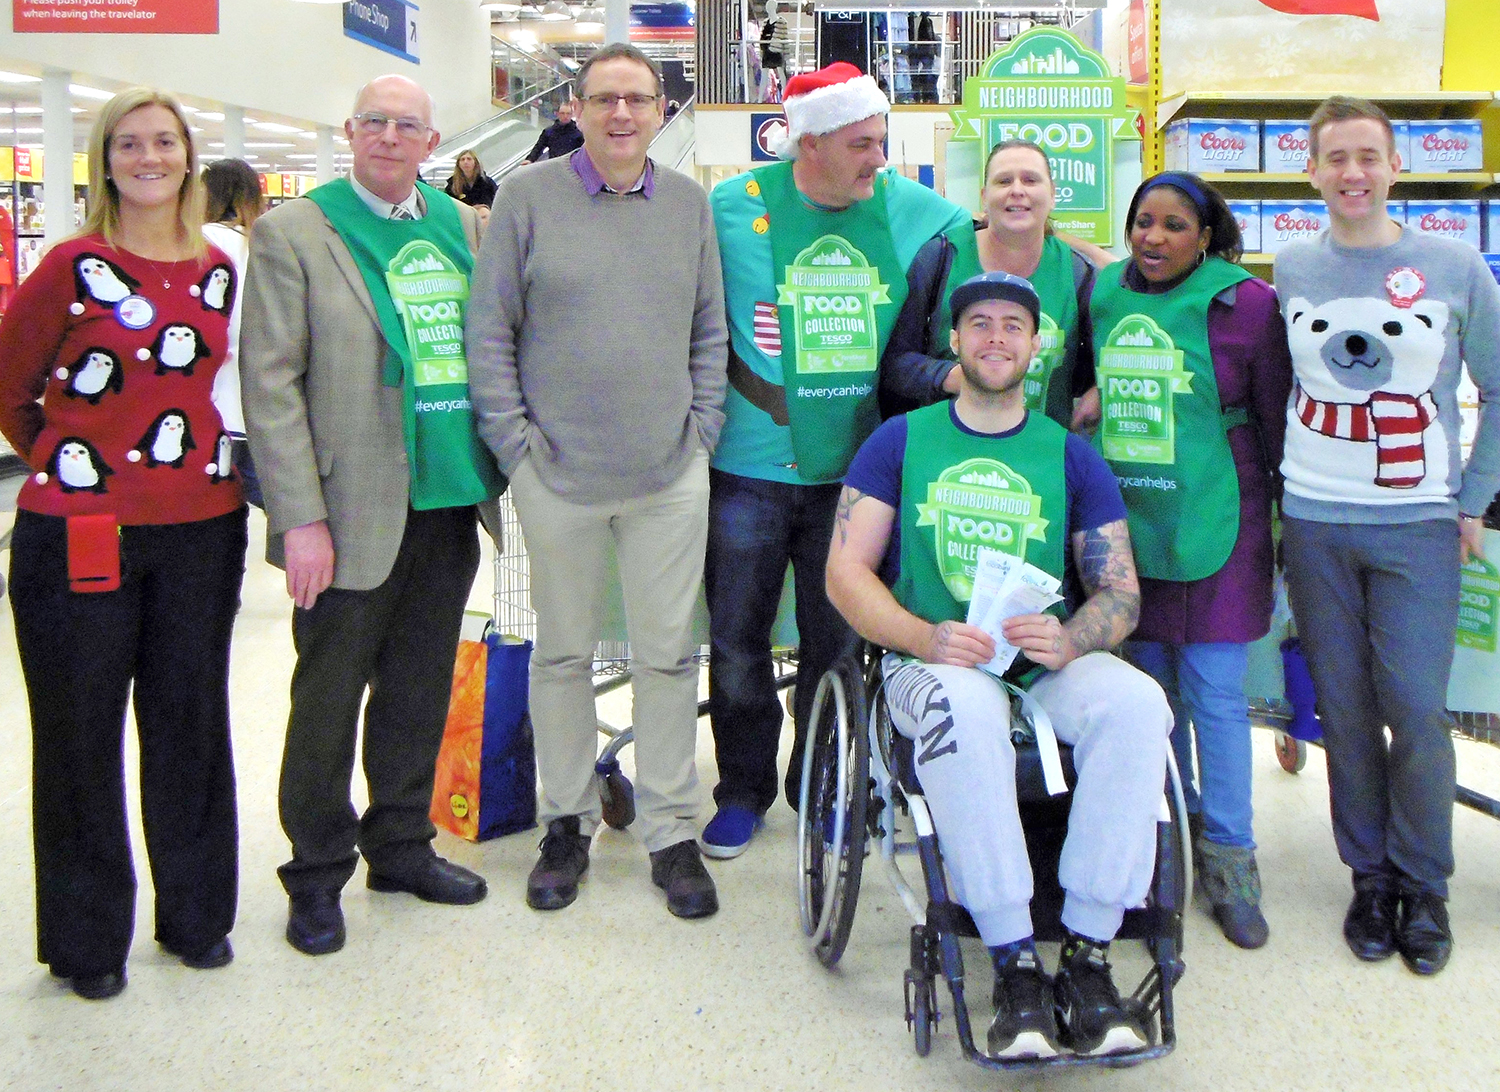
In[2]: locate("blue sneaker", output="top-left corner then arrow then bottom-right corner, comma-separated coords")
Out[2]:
701,804 -> 763,859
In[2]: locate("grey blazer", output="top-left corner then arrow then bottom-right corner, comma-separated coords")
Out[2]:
240,191 -> 489,591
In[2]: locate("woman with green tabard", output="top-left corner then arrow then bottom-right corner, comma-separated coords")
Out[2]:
1090,171 -> 1293,951
883,139 -> 1107,426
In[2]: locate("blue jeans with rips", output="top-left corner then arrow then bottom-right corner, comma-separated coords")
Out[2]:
706,468 -> 854,813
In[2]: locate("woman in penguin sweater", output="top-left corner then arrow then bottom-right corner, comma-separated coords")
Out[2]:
0,88 -> 247,1001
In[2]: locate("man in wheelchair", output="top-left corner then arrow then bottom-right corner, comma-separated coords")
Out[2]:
826,270 -> 1172,1059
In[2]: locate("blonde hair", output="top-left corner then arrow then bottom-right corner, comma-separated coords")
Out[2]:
447,148 -> 484,191
79,87 -> 206,258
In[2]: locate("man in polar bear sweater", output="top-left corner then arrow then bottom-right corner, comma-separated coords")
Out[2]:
1275,96 -> 1500,978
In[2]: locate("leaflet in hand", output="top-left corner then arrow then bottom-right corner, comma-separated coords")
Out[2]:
966,547 -> 1063,678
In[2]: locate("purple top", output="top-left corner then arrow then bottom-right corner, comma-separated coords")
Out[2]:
570,147 -> 656,198
1125,272 -> 1294,645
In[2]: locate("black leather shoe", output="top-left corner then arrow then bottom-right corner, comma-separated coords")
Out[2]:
1397,888 -> 1453,976
287,890 -> 346,956
165,936 -> 234,970
527,816 -> 591,911
649,839 -> 719,919
71,970 -> 127,1000
1343,879 -> 1398,962
367,855 -> 487,905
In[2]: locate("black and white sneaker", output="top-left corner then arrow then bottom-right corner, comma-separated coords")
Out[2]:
987,946 -> 1061,1059
1053,935 -> 1149,1057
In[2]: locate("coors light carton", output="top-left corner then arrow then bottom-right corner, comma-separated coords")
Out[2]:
1404,200 -> 1482,249
1404,120 -> 1484,173
1262,123 -> 1311,175
1261,200 -> 1327,254
1165,118 -> 1261,173
1226,200 -> 1262,254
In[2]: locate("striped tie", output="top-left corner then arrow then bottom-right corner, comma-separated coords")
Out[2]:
389,205 -> 414,221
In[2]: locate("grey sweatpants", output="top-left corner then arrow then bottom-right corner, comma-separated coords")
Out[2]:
1283,517 -> 1460,896
885,652 -> 1171,946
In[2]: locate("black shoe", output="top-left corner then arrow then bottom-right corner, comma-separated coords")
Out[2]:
287,890 -> 346,956
649,839 -> 719,919
165,936 -> 234,970
1053,936 -> 1149,1057
527,816 -> 591,911
1343,877 -> 1398,962
71,970 -> 127,1000
1396,887 -> 1453,976
987,947 -> 1061,1059
368,855 -> 487,905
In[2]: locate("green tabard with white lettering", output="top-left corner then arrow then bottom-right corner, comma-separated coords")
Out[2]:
1089,256 -> 1250,582
1024,234 -> 1083,426
755,163 -> 908,483
894,402 -> 1067,623
1458,554 -> 1500,652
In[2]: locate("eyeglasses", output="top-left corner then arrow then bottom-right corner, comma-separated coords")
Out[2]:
581,93 -> 661,113
352,112 -> 431,139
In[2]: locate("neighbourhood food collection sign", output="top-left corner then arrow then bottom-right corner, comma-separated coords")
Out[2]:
949,27 -> 1137,245
14,0 -> 218,33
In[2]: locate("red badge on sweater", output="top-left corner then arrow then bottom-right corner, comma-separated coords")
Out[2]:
1385,267 -> 1425,309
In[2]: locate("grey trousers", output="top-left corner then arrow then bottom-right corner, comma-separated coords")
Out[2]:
1283,517 -> 1460,896
886,652 -> 1171,946
510,449 -> 710,853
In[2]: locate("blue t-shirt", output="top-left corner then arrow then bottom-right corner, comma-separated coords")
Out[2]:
844,404 -> 1128,602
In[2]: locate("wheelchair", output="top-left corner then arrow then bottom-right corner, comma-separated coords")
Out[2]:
796,645 -> 1192,1070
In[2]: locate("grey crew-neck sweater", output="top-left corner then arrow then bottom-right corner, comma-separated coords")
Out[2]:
465,155 -> 727,503
1273,227 -> 1500,524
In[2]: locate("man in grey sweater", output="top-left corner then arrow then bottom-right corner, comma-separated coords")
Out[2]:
1276,96 -> 1500,977
466,43 -> 728,919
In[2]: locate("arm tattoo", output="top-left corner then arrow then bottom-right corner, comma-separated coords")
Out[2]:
835,486 -> 870,546
1064,522 -> 1140,656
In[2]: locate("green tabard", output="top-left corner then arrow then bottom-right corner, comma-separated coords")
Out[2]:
755,163 -> 909,483
894,402 -> 1068,625
1089,256 -> 1251,582
1023,234 -> 1083,427
306,179 -> 502,510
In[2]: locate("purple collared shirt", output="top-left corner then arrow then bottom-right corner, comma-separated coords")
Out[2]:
570,147 -> 655,198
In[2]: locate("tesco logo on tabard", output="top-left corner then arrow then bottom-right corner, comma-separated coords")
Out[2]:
1422,132 -> 1471,152
1277,132 -> 1309,152
1275,211 -> 1322,232
1420,212 -> 1468,232
1201,130 -> 1247,151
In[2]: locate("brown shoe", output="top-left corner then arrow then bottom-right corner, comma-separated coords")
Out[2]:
649,839 -> 719,919
527,816 -> 591,911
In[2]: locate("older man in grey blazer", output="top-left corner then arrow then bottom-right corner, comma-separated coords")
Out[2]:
241,74 -> 501,956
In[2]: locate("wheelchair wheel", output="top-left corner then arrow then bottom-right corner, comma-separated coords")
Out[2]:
796,657 -> 871,968
905,970 -> 935,1057
1275,731 -> 1307,775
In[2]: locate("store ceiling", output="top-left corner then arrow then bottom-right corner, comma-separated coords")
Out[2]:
0,69 -> 351,178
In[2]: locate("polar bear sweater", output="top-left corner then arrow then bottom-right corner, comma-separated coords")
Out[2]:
1274,229 -> 1500,524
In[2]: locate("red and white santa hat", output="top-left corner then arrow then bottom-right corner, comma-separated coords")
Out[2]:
770,62 -> 889,160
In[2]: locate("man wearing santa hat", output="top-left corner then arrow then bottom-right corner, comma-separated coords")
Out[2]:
703,62 -> 978,859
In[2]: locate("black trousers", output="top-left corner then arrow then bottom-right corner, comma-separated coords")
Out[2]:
10,508 -> 248,977
277,505 -> 480,896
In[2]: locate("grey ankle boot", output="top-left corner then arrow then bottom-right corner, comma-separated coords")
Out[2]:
1197,841 -> 1269,950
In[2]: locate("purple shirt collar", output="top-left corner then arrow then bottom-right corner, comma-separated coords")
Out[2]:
571,147 -> 655,198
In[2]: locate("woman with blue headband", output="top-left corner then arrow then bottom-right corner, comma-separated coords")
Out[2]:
1089,171 -> 1293,949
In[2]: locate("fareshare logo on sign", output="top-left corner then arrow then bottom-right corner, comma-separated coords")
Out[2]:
777,235 -> 890,374
949,28 -> 1138,245
916,458 -> 1050,601
1097,315 -> 1194,465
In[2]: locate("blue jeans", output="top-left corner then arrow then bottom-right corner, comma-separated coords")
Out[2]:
706,469 -> 854,813
1283,517 -> 1459,896
1128,641 -> 1255,849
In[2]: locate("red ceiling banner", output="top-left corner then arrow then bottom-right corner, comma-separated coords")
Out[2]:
14,0 -> 219,35
1256,1 -> 1379,20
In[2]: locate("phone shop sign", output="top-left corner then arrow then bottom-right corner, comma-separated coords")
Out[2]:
345,0 -> 419,64
14,0 -> 218,33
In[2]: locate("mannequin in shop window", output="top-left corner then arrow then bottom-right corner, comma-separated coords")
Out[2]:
759,0 -> 790,103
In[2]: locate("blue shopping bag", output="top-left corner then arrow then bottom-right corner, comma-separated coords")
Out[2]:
478,634 -> 538,840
